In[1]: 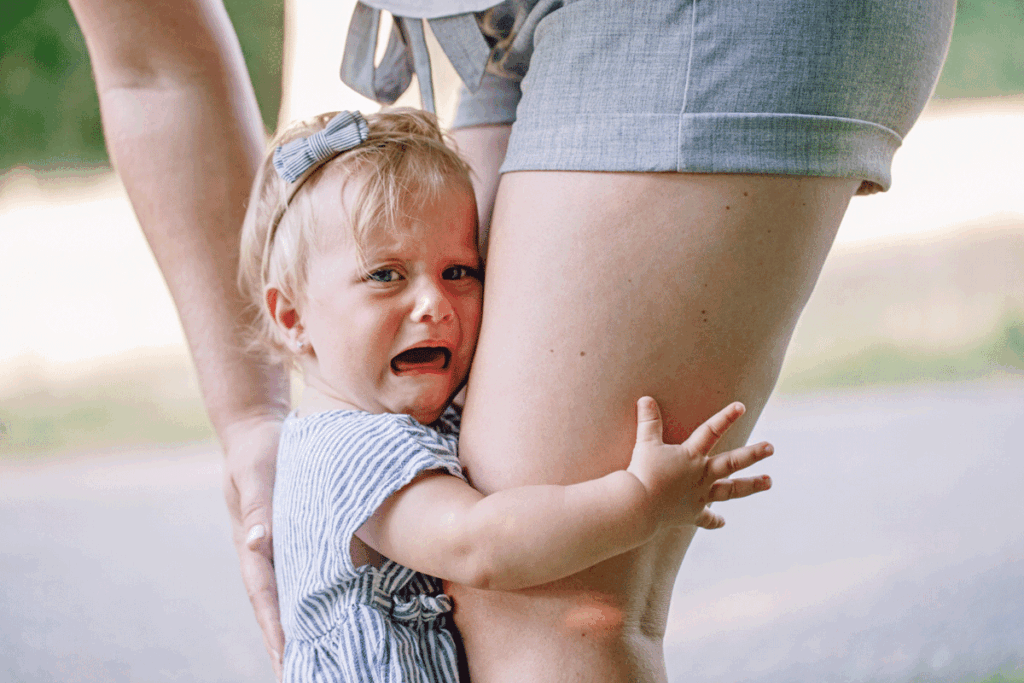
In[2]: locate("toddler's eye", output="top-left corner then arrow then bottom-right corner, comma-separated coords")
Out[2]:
367,268 -> 400,283
444,265 -> 481,281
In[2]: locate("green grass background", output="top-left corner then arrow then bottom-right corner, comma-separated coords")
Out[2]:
777,311 -> 1024,393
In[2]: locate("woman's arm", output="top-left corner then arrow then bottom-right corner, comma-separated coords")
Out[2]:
357,398 -> 772,591
68,0 -> 289,673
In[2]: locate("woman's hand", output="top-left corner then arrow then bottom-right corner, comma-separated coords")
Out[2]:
222,415 -> 286,680
626,397 -> 773,530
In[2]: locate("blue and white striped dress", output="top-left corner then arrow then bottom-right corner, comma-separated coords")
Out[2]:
273,406 -> 465,682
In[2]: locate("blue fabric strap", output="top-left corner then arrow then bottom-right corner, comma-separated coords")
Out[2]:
399,15 -> 436,114
428,13 -> 488,96
340,3 -> 414,106
272,110 -> 370,183
341,2 -> 491,113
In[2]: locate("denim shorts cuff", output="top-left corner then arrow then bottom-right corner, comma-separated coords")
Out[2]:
500,111 -> 902,192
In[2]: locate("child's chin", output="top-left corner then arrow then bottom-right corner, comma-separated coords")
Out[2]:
396,394 -> 450,423
407,406 -> 446,425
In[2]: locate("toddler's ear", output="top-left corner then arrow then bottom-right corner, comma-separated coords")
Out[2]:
265,286 -> 304,351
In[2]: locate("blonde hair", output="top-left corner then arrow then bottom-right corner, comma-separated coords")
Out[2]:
238,108 -> 474,363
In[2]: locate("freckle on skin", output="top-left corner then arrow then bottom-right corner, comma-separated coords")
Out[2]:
743,191 -> 749,197
725,205 -> 730,210
580,351 -> 585,357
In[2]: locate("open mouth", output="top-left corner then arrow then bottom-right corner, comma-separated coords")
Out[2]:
391,347 -> 452,374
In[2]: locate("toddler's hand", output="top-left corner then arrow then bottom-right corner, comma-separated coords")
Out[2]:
626,397 -> 773,530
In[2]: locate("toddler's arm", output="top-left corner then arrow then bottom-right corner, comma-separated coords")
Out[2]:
357,397 -> 772,590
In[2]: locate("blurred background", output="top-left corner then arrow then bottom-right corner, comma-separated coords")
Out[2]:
1,1 -> 1022,682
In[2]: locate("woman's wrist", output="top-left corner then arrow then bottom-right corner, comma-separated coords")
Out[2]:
220,405 -> 289,457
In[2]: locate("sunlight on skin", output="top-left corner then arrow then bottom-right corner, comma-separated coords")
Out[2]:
564,597 -> 626,638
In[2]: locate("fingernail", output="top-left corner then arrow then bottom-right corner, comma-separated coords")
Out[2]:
246,524 -> 266,547
764,444 -> 774,455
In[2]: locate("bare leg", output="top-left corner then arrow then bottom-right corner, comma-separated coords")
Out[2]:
452,170 -> 859,682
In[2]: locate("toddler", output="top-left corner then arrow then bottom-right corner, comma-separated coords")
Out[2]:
238,109 -> 774,682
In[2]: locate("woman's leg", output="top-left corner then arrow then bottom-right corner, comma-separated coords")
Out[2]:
446,0 -> 953,673
451,169 -> 859,682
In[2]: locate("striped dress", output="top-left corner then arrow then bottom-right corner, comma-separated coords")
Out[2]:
273,407 -> 465,682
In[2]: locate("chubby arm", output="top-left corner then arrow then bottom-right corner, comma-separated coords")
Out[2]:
68,0 -> 289,672
360,464 -> 653,591
358,397 -> 773,591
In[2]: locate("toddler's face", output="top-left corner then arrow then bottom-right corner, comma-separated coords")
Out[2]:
299,180 -> 482,424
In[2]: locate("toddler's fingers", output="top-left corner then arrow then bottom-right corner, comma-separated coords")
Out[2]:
683,402 -> 745,457
707,442 -> 774,480
694,507 -> 725,530
706,475 -> 772,502
634,396 -> 664,445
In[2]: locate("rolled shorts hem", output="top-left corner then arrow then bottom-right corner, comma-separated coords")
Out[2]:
498,111 -> 903,192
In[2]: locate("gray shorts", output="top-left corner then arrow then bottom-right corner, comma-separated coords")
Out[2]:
452,0 -> 956,192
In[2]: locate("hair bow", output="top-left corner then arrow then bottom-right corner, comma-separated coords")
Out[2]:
272,110 -> 370,183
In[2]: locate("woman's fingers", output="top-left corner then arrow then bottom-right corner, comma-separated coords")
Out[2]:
707,441 -> 774,480
238,533 -> 285,678
227,469 -> 285,676
634,396 -> 665,445
706,474 -> 772,502
683,402 -> 745,456
221,417 -> 285,678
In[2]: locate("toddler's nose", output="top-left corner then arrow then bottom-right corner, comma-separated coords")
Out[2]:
411,283 -> 454,322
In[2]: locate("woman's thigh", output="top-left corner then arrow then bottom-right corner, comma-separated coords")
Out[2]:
460,171 -> 858,492
454,0 -> 955,484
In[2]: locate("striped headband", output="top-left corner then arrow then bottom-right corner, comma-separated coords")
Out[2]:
262,110 -> 370,279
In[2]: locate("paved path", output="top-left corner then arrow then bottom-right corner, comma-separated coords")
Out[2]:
667,380 -> 1024,683
2,381 -> 1022,682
